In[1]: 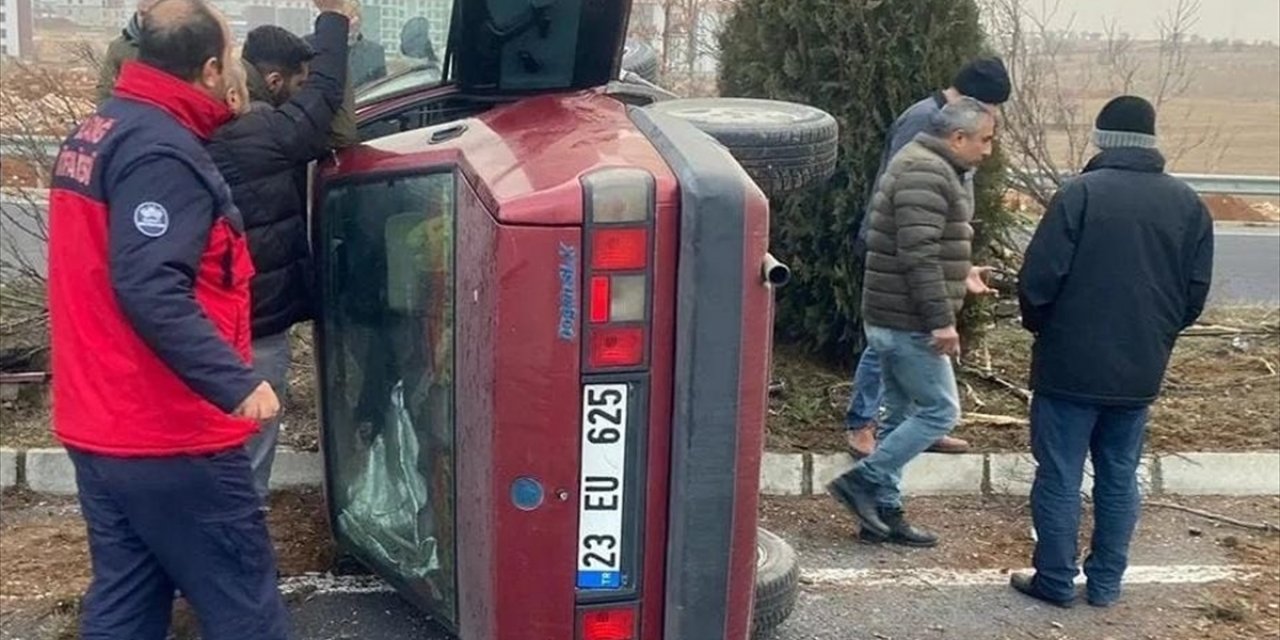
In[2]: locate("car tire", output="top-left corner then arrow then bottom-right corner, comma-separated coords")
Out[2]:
645,98 -> 839,197
621,41 -> 660,82
752,526 -> 799,639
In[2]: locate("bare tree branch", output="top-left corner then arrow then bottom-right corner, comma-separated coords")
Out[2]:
981,0 -> 1209,202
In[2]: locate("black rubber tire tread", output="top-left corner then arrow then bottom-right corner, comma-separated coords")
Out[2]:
751,526 -> 800,639
646,98 -> 838,197
621,41 -> 660,82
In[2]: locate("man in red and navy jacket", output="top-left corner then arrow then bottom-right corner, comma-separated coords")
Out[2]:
47,1 -> 290,637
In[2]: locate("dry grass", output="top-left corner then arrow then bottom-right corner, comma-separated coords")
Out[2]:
0,488 -> 333,602
766,307 -> 1280,453
1026,43 -> 1280,176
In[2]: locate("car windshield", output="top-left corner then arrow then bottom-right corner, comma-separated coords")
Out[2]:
348,1 -> 454,92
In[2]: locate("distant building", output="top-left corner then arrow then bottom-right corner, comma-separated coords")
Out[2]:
244,0 -> 311,36
361,0 -> 450,57
44,0 -> 127,29
1,0 -> 35,59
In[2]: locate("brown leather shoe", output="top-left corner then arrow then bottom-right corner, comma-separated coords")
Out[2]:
845,424 -> 877,458
926,435 -> 970,454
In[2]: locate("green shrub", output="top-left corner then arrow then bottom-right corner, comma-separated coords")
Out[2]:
719,0 -> 1014,362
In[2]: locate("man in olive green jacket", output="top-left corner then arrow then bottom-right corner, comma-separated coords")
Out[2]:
94,1 -> 155,104
829,97 -> 997,547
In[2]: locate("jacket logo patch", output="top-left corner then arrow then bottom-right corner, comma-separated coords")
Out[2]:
134,202 -> 170,238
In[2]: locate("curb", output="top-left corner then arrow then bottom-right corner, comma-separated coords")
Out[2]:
1,447 -> 1277,497
1,447 -> 324,495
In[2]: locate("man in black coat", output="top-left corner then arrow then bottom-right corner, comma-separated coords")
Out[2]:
1010,96 -> 1214,608
206,0 -> 356,500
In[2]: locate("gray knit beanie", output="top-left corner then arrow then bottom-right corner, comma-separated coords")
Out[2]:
1092,95 -> 1158,149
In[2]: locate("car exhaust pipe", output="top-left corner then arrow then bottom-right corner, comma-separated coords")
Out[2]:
762,253 -> 791,287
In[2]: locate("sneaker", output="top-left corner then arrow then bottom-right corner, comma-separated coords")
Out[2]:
858,507 -> 938,547
827,473 -> 890,537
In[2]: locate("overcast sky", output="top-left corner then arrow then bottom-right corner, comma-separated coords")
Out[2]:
1048,0 -> 1280,42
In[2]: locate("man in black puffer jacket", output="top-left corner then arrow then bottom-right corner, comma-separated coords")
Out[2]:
206,0 -> 356,500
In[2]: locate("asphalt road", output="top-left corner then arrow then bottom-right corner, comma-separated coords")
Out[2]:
286,500 -> 1272,640
3,199 -> 1277,305
262,496 -> 1280,639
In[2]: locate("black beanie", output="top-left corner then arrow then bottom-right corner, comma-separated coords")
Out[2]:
1093,95 -> 1157,149
952,57 -> 1011,105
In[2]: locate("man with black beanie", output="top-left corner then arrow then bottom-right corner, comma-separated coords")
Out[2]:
1010,95 -> 1214,608
844,56 -> 1011,460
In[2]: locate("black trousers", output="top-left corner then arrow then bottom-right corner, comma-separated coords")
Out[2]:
68,446 -> 290,640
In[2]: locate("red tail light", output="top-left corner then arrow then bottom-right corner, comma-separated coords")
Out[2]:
589,327 -> 644,368
590,276 -> 612,323
591,228 -> 648,271
579,606 -> 637,640
582,169 -> 654,372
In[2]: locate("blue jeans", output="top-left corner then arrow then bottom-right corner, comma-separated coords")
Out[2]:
846,326 -> 959,509
69,447 -> 291,640
844,343 -> 883,428
1030,394 -> 1148,604
246,331 -> 292,500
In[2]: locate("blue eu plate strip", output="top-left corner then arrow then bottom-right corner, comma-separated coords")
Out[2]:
577,571 -> 621,589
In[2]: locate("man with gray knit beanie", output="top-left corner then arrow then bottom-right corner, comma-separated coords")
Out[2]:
1010,95 -> 1214,608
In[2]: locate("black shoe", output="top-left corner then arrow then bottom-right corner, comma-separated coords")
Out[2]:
827,474 -> 890,537
858,507 -> 938,547
1009,572 -> 1076,609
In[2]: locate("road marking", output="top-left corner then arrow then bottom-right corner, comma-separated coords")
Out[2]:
801,564 -> 1258,589
280,574 -> 397,596
273,564 -> 1258,599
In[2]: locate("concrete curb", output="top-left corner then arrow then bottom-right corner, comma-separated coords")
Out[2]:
1,447 -> 1277,497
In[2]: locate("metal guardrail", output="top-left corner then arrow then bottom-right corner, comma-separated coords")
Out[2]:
3,134 -> 1279,196
1021,170 -> 1280,197
1165,173 -> 1280,197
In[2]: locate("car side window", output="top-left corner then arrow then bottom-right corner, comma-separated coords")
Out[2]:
357,98 -> 493,142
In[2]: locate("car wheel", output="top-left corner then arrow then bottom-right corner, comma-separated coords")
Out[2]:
646,98 -> 839,197
621,41 -> 660,82
752,526 -> 799,639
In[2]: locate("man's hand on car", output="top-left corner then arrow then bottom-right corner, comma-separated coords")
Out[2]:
966,265 -> 996,296
931,325 -> 962,357
235,381 -> 281,421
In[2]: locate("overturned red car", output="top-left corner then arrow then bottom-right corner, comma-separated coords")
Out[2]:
313,2 -> 838,638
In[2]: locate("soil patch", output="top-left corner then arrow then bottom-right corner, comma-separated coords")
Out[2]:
1172,522 -> 1280,639
1203,195 -> 1280,223
759,495 -> 1036,571
0,488 -> 333,604
766,308 -> 1280,454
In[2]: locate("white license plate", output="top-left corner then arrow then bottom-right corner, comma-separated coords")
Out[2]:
576,383 -> 629,590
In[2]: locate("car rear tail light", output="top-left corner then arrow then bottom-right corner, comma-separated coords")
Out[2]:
591,228 -> 648,271
590,276 -> 612,324
607,275 -> 646,322
582,169 -> 654,372
589,327 -> 644,368
579,605 -> 638,640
